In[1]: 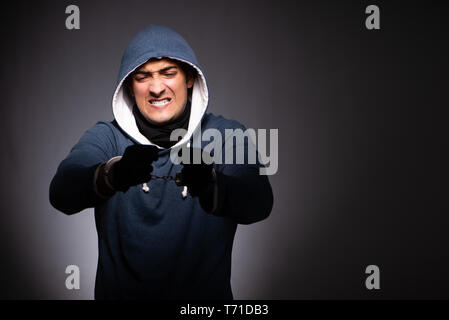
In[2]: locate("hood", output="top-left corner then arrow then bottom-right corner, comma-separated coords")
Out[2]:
112,24 -> 209,148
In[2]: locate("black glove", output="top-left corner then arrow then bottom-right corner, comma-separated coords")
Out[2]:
110,144 -> 160,192
176,148 -> 216,212
179,163 -> 215,197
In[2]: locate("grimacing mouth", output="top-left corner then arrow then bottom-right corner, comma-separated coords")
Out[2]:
148,97 -> 172,105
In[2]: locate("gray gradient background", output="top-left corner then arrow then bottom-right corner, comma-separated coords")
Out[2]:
0,0 -> 448,299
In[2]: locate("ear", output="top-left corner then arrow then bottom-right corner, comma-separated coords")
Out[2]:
187,77 -> 194,89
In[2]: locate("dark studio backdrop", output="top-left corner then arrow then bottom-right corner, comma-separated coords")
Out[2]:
0,0 -> 447,299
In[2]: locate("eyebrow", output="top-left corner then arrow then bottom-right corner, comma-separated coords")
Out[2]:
133,65 -> 178,75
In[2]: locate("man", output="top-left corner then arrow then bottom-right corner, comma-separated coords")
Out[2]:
49,24 -> 273,299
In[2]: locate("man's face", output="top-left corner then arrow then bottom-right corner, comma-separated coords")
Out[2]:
130,58 -> 194,125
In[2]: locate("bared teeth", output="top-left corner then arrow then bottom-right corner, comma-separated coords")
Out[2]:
150,98 -> 170,106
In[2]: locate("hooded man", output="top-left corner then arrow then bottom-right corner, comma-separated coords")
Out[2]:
49,24 -> 273,299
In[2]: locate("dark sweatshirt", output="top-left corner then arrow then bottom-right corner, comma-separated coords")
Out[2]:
49,24 -> 273,299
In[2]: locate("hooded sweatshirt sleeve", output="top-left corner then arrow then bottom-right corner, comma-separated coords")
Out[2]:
49,121 -> 116,214
209,120 -> 274,225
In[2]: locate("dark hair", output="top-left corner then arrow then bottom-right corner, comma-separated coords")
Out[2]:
174,58 -> 197,100
124,57 -> 198,100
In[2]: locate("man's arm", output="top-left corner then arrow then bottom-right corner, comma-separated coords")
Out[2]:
213,164 -> 273,225
180,122 -> 274,224
49,122 -> 116,215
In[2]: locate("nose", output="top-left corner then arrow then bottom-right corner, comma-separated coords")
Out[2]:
148,78 -> 166,97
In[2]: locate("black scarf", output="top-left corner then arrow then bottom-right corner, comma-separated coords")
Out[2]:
132,99 -> 191,149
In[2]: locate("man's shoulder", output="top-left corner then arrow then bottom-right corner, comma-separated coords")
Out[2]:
88,120 -> 118,132
85,120 -> 127,138
83,120 -> 132,145
202,113 -> 246,131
